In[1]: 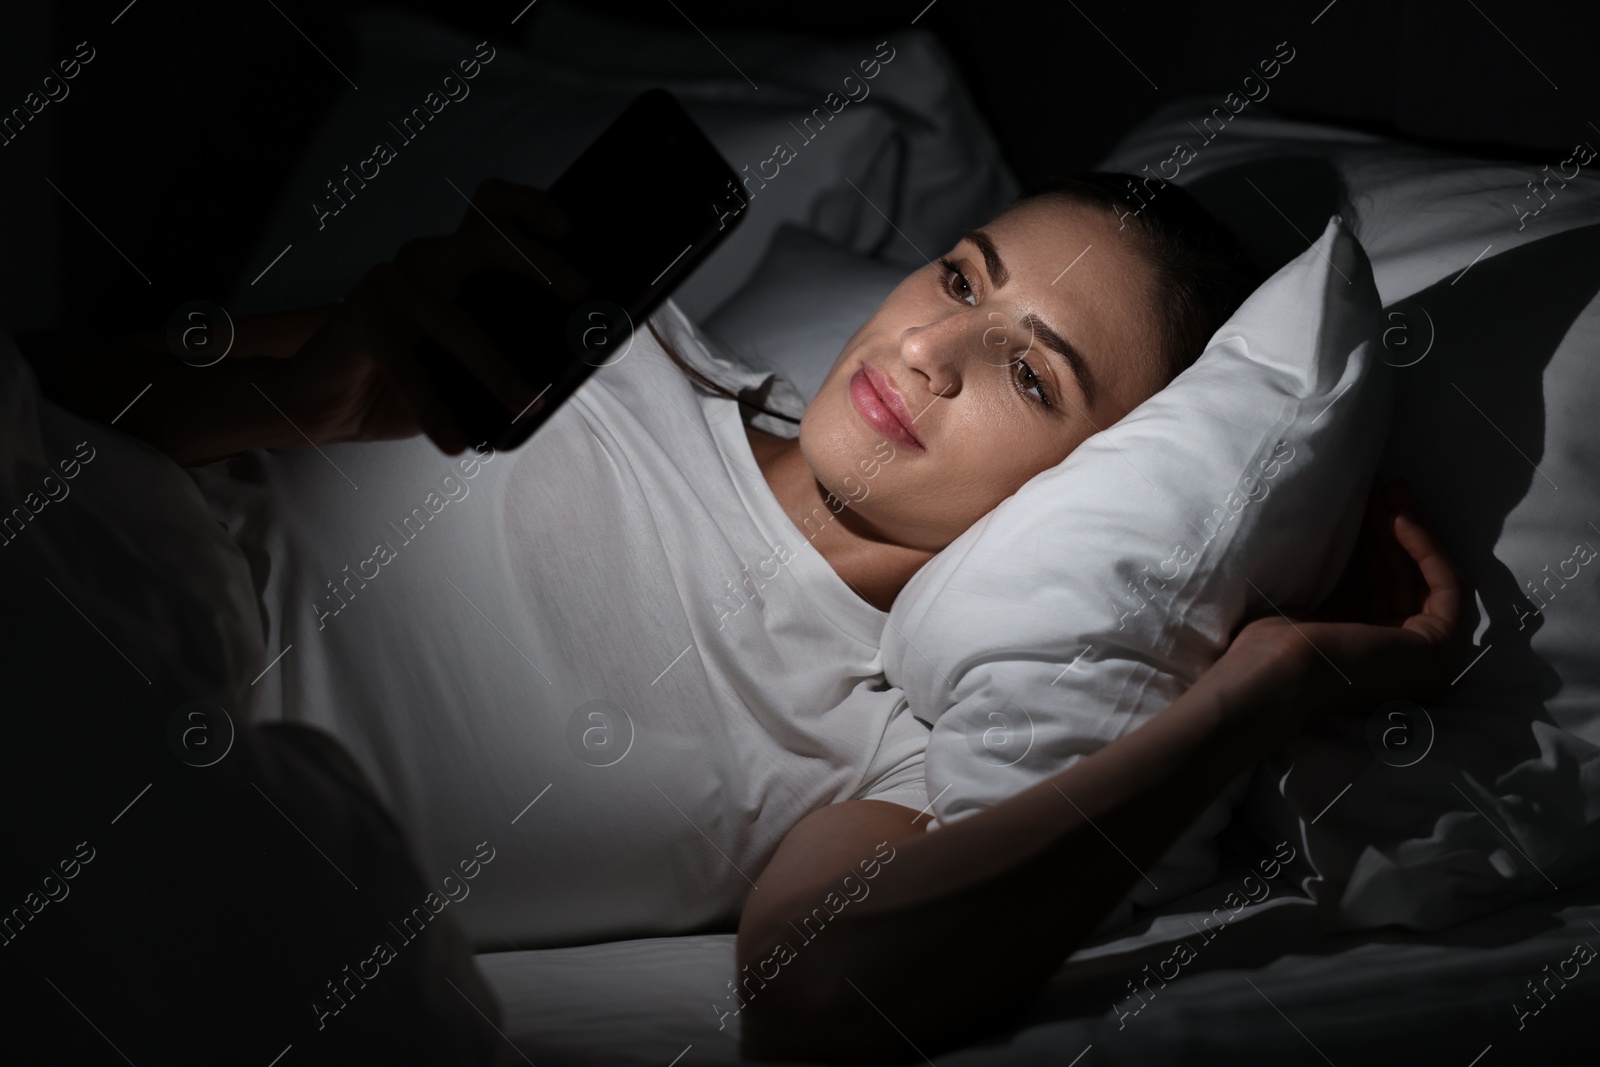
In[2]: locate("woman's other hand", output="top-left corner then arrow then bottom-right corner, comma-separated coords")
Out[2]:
1215,477 -> 1478,749
282,178 -> 587,454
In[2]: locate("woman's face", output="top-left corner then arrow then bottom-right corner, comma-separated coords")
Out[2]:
798,196 -> 1168,552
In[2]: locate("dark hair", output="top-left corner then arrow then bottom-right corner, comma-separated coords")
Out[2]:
1013,172 -> 1260,385
659,171 -> 1258,421
649,319 -> 802,424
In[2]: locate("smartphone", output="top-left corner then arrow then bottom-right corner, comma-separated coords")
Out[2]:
410,89 -> 746,453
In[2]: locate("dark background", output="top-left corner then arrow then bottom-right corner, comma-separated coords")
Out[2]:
4,0 -> 1597,336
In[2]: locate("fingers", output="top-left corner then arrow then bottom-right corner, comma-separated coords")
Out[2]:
310,179 -> 584,455
462,177 -> 571,240
395,228 -> 585,303
1373,479 -> 1423,623
348,268 -> 470,455
369,262 -> 543,422
450,178 -> 588,300
1384,482 -> 1471,647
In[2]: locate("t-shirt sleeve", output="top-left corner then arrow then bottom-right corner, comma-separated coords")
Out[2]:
846,682 -> 931,814
854,757 -> 928,811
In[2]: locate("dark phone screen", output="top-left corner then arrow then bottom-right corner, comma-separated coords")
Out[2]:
417,89 -> 743,452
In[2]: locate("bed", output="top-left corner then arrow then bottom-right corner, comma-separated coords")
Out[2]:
13,4 -> 1595,1063
477,824 -> 1600,1064
408,17 -> 1595,1065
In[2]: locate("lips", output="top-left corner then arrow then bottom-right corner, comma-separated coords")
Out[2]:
849,363 -> 924,450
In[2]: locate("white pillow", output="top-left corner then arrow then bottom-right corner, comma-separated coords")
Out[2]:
883,218 -> 1389,918
1099,103 -> 1600,932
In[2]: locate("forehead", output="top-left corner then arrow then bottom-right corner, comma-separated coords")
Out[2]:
979,198 -> 1165,407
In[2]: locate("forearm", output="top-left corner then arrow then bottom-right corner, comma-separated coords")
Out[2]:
740,662 -> 1277,1061
16,306 -> 336,467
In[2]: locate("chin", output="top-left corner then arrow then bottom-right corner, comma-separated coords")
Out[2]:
800,398 -> 863,468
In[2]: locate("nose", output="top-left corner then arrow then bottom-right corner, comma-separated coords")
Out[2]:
899,311 -> 986,401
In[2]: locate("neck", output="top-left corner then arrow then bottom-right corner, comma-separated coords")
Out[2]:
745,424 -> 934,613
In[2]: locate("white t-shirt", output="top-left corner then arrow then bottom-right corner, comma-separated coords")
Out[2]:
192,302 -> 931,949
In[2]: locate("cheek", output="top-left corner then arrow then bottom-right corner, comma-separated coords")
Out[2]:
950,415 -> 1059,504
815,347 -> 852,394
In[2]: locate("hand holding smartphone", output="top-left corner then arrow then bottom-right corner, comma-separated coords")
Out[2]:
287,90 -> 745,455
413,88 -> 747,451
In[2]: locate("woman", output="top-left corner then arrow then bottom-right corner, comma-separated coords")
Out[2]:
19,174 -> 1473,1060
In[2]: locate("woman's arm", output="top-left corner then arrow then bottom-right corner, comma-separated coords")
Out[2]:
737,479 -> 1475,1063
737,643 -> 1282,1062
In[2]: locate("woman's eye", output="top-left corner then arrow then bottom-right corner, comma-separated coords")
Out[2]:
939,257 -> 976,305
1012,358 -> 1051,408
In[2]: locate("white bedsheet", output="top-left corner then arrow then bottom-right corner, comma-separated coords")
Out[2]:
478,840 -> 1600,1065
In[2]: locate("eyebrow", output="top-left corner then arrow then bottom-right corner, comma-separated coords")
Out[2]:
963,229 -> 1098,410
1021,313 -> 1098,409
965,228 -> 1009,288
